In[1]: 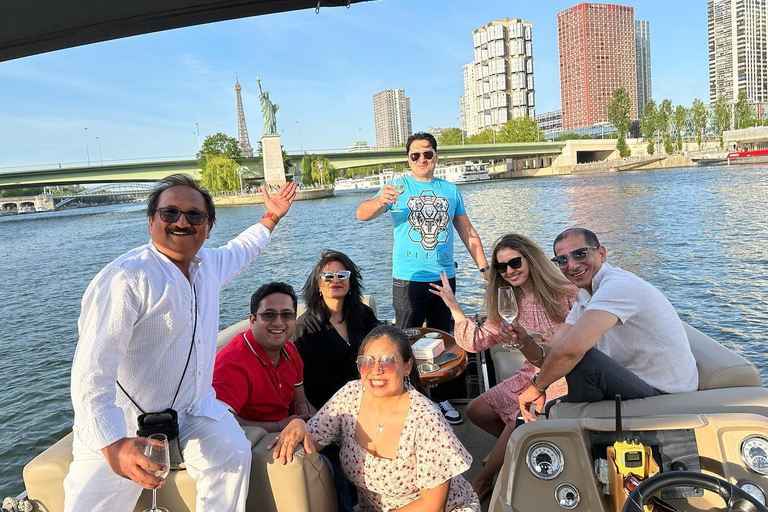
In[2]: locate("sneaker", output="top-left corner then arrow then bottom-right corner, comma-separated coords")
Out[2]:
438,400 -> 463,425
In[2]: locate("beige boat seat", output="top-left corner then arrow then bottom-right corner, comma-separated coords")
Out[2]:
489,322 -> 766,419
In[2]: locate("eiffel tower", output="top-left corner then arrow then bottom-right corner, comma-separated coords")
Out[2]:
234,74 -> 254,157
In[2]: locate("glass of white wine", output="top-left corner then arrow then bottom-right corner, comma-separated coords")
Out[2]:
498,286 -> 522,350
390,174 -> 405,212
142,433 -> 170,512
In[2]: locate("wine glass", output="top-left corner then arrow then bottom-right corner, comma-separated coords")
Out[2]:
498,286 -> 522,349
390,174 -> 405,212
142,433 -> 170,512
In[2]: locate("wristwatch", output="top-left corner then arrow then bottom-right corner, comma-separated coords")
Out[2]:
479,264 -> 491,273
531,372 -> 548,393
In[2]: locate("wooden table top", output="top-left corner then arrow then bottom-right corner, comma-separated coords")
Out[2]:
407,327 -> 468,388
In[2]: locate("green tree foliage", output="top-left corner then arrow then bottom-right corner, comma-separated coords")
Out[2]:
341,163 -> 408,178
691,99 -> 708,149
606,88 -> 632,157
439,128 -> 464,146
658,99 -> 673,154
734,92 -> 757,129
0,186 -> 44,197
640,99 -> 658,155
497,116 -> 542,142
200,155 -> 240,193
554,132 -> 592,141
713,94 -> 731,148
674,105 -> 687,152
197,133 -> 241,170
299,154 -> 338,187
466,129 -> 495,144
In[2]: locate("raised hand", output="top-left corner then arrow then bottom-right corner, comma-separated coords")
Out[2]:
262,182 -> 297,220
378,184 -> 399,206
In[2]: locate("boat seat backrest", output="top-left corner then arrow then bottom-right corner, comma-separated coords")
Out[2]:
491,322 -> 761,391
216,294 -> 377,352
23,430 -> 337,512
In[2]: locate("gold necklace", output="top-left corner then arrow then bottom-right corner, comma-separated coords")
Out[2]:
371,392 -> 406,435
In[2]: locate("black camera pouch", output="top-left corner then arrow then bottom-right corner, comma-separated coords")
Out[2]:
137,408 -> 185,470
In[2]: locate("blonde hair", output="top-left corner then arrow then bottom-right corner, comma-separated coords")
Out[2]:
485,233 -> 574,325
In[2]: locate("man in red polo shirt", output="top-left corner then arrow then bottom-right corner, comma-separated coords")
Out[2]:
213,282 -> 314,432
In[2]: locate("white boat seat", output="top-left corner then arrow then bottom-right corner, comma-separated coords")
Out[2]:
489,322 -> 763,419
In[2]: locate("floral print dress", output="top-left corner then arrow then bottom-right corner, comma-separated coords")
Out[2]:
307,380 -> 480,512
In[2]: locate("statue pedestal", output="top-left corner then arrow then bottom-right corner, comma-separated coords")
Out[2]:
261,134 -> 286,185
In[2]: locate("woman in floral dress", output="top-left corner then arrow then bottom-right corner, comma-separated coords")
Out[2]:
430,232 -> 576,499
270,325 -> 480,512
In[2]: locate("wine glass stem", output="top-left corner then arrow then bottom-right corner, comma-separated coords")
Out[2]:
151,488 -> 158,511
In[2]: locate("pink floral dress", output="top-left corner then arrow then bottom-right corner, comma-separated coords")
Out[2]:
307,380 -> 480,512
453,288 -> 576,423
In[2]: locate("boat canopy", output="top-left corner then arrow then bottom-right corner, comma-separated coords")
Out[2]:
0,0 -> 374,63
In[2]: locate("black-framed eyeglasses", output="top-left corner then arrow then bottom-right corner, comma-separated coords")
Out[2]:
494,256 -> 524,273
154,207 -> 209,226
408,150 -> 435,162
356,354 -> 403,374
550,246 -> 599,268
255,311 -> 297,322
321,270 -> 351,282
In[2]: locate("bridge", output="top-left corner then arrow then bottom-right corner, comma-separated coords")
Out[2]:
0,142 -> 574,188
1,183 -> 155,212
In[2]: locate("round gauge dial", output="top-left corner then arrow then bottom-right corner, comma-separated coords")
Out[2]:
741,436 -> 768,475
526,441 -> 564,480
555,483 -> 580,509
737,480 -> 766,505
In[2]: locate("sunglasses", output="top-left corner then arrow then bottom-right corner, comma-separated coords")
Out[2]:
408,150 -> 435,162
550,246 -> 599,268
154,207 -> 209,226
356,354 -> 403,374
255,311 -> 297,322
321,270 -> 351,282
494,256 -> 523,273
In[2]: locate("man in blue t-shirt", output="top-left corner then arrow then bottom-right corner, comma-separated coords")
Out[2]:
356,132 -> 489,423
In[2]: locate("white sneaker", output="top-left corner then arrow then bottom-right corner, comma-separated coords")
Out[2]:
438,400 -> 463,425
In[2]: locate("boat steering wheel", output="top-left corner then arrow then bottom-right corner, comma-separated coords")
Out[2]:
622,471 -> 768,512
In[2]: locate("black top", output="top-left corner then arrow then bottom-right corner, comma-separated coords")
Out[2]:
294,304 -> 380,410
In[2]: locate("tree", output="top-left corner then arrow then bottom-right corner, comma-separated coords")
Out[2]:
554,132 -> 592,141
197,132 -> 241,170
199,155 -> 240,193
691,98 -> 708,149
299,154 -> 338,187
673,105 -> 687,152
713,94 -> 731,148
640,99 -> 658,155
658,99 -> 673,154
439,128 -> 464,146
466,129 -> 495,144
605,87 -> 632,157
734,91 -> 756,129
497,116 -> 542,142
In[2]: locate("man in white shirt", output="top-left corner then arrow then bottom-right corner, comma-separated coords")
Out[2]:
512,227 -> 698,422
63,174 -> 296,512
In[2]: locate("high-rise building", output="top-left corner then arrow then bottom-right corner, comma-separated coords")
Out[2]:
708,0 -> 768,104
462,18 -> 535,136
372,89 -> 412,148
635,20 -> 652,118
557,3 -> 638,130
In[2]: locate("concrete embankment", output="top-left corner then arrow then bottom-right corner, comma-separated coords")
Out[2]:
213,187 -> 333,206
491,155 -> 698,180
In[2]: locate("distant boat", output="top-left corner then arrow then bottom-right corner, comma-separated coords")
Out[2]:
693,148 -> 768,167
36,206 -> 49,212
18,206 -> 35,214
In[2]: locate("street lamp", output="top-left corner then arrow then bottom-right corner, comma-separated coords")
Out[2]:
195,123 -> 201,150
236,168 -> 244,194
95,136 -> 103,165
296,121 -> 304,154
84,127 -> 90,166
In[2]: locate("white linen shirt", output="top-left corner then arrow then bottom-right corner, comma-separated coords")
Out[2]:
71,223 -> 271,453
565,262 -> 698,394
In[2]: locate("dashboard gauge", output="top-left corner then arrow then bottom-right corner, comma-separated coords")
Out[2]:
526,441 -> 565,480
737,480 -> 766,505
555,483 -> 580,509
741,435 -> 768,475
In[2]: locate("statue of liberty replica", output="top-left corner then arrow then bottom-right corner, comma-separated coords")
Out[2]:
257,77 -> 279,135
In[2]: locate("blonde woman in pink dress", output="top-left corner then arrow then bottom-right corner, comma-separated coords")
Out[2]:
430,233 -> 576,499
270,325 -> 480,512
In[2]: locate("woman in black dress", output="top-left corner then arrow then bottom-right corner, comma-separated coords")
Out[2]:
294,249 -> 380,410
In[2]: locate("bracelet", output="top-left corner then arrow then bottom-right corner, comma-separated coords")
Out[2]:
531,372 -> 548,393
528,343 -> 546,366
479,264 -> 491,273
262,212 -> 279,224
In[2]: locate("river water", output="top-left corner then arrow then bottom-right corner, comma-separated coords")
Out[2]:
0,166 -> 767,498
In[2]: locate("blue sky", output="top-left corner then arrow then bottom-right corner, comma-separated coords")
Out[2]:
0,0 -> 708,169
